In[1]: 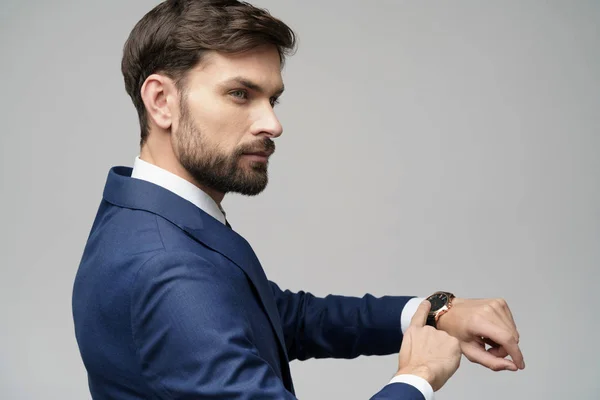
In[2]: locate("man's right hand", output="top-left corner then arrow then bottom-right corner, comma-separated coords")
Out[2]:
395,300 -> 462,392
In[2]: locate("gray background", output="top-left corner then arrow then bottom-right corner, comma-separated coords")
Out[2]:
1,0 -> 599,398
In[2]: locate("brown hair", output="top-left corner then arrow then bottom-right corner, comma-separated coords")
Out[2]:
121,0 -> 297,146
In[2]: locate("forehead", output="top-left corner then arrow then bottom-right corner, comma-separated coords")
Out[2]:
189,45 -> 284,89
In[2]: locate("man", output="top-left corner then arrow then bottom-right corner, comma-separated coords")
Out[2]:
72,1 -> 525,399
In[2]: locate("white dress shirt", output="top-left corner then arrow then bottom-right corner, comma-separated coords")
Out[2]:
131,156 -> 433,399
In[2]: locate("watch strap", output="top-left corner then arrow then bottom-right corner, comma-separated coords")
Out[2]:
426,312 -> 437,328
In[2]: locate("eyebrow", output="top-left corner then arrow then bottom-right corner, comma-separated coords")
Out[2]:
220,76 -> 285,97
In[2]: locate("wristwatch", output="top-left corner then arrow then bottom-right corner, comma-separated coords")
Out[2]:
425,291 -> 455,328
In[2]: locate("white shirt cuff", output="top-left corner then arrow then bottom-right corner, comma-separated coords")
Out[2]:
401,297 -> 426,334
388,374 -> 434,400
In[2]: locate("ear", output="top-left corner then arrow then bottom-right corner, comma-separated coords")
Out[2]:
140,74 -> 178,131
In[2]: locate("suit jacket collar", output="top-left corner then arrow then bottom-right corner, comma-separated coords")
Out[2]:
103,166 -> 289,367
131,156 -> 227,225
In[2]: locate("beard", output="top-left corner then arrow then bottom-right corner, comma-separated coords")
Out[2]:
173,100 -> 275,196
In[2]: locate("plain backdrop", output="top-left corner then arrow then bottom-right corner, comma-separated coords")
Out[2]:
1,0 -> 599,399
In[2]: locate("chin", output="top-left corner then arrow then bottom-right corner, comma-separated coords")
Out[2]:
234,182 -> 268,196
240,177 -> 269,196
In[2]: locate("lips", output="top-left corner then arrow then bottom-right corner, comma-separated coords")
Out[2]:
243,150 -> 274,157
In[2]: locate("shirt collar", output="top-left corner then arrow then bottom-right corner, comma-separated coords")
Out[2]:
130,156 -> 226,225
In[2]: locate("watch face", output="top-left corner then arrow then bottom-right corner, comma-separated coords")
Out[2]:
428,292 -> 448,312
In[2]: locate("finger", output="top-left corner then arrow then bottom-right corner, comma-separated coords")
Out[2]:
410,300 -> 432,328
475,307 -> 519,358
487,346 -> 509,358
483,337 -> 510,358
483,337 -> 500,348
461,341 -> 518,372
491,300 -> 520,342
500,304 -> 520,343
499,300 -> 518,335
471,318 -> 525,369
483,337 -> 509,358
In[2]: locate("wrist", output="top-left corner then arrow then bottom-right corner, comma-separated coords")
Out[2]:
436,297 -> 464,332
395,365 -> 433,386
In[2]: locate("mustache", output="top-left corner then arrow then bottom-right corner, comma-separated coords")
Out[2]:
237,138 -> 276,155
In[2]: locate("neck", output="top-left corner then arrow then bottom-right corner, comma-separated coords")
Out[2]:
139,145 -> 225,205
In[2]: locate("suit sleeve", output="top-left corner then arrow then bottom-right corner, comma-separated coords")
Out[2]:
130,251 -> 422,399
130,251 -> 296,399
370,383 -> 427,400
269,281 -> 415,361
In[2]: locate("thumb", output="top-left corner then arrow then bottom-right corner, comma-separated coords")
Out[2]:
410,300 -> 432,328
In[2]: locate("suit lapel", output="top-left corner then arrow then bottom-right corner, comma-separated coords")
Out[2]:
182,222 -> 289,365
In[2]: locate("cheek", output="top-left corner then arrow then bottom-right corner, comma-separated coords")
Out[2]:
188,96 -> 251,148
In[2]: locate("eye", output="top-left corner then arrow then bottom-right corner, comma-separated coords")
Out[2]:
270,97 -> 280,107
229,90 -> 248,100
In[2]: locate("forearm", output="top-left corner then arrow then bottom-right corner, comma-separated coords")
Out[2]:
270,282 -> 414,360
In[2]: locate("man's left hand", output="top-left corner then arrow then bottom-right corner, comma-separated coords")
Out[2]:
437,298 -> 525,372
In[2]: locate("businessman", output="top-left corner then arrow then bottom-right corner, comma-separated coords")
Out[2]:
72,1 -> 525,399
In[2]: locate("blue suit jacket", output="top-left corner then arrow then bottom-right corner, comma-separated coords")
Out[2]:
72,166 -> 424,399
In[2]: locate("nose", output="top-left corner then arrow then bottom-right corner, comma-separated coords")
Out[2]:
251,104 -> 283,138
